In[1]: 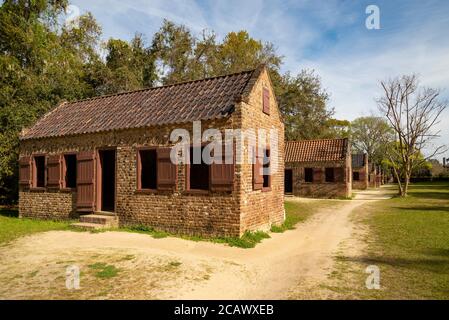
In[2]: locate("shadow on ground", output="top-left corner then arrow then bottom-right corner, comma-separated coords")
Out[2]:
0,207 -> 18,218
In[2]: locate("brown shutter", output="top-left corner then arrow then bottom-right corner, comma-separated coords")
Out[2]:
313,168 -> 323,183
211,143 -> 234,191
19,156 -> 32,187
47,154 -> 62,188
76,151 -> 96,212
253,147 -> 264,190
157,147 -> 177,190
262,87 -> 270,115
334,167 -> 344,182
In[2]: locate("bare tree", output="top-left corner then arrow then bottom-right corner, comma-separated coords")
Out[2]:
378,74 -> 447,196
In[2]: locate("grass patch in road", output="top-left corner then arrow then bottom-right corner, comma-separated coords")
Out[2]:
223,231 -> 270,248
0,207 -> 69,245
330,182 -> 449,299
88,262 -> 120,279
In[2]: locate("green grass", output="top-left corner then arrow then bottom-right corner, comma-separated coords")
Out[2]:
332,182 -> 449,299
121,225 -> 169,238
271,199 -> 339,233
88,262 -> 120,279
122,224 -> 270,248
0,207 -> 69,245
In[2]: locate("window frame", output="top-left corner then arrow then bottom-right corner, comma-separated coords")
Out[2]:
304,167 -> 313,183
31,154 -> 46,190
136,146 -> 158,193
261,147 -> 271,192
186,144 -> 211,194
61,152 -> 77,191
325,167 -> 335,183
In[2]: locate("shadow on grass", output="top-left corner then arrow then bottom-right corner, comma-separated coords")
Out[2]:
0,207 -> 18,218
408,192 -> 449,200
337,254 -> 449,274
392,206 -> 449,212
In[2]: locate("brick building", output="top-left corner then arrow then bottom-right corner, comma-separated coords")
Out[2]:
18,66 -> 285,237
284,138 -> 352,198
351,153 -> 369,190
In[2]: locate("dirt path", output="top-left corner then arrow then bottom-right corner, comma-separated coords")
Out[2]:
0,188 -> 392,300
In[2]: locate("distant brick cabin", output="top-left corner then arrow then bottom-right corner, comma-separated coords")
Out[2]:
284,139 -> 352,198
352,153 -> 369,190
18,66 -> 285,237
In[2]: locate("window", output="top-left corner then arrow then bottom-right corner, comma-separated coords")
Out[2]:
353,171 -> 360,181
138,149 -> 157,190
262,87 -> 270,115
262,148 -> 271,189
64,154 -> 77,188
304,168 -> 313,182
189,146 -> 209,191
325,168 -> 335,182
33,156 -> 46,188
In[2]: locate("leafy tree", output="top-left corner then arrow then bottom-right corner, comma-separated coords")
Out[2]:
350,116 -> 393,165
277,70 -> 334,140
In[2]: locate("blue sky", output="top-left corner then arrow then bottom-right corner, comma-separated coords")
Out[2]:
69,0 -> 449,157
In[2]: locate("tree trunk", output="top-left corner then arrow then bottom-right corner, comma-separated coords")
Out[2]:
402,171 -> 410,197
391,165 -> 403,196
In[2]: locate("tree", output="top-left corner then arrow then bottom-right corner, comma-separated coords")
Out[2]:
277,70 -> 334,140
377,74 -> 447,196
350,116 -> 393,165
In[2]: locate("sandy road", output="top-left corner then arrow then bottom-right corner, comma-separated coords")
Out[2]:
0,188 -> 392,299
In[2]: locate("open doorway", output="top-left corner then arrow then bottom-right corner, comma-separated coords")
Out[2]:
98,149 -> 116,212
284,169 -> 293,194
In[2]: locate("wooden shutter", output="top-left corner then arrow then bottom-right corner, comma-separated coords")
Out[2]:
157,147 -> 177,191
262,87 -> 270,115
334,167 -> 344,182
313,168 -> 323,183
19,156 -> 32,187
211,143 -> 234,191
76,151 -> 96,212
253,147 -> 264,190
47,154 -> 62,188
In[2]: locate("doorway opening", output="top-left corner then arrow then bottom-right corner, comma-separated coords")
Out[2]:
98,149 -> 116,212
284,169 -> 293,194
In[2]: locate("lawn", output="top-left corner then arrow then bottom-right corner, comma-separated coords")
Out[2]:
330,182 -> 449,299
0,207 -> 69,245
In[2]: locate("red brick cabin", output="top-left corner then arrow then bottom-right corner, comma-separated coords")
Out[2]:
284,138 -> 352,198
18,66 -> 285,237
352,153 -> 369,190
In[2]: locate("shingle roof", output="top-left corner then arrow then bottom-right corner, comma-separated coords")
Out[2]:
352,153 -> 367,168
285,138 -> 349,162
21,67 -> 262,140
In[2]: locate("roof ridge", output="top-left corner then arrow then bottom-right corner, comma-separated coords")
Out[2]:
65,68 -> 257,105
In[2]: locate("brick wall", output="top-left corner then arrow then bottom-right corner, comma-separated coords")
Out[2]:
285,159 -> 352,198
238,68 -> 285,233
352,163 -> 369,190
